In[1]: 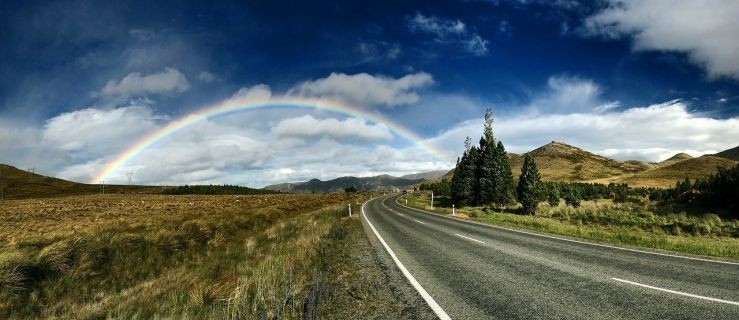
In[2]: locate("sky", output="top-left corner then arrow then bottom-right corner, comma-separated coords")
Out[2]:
1,0 -> 738,187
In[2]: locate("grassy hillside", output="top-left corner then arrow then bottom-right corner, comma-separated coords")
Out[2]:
658,152 -> 694,167
0,164 -> 158,199
510,141 -> 648,181
714,145 -> 739,161
614,155 -> 737,188
0,193 -> 402,319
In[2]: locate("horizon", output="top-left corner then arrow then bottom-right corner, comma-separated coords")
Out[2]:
1,1 -> 738,187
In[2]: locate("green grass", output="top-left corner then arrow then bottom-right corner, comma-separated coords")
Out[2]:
402,193 -> 739,260
0,193 -> 400,319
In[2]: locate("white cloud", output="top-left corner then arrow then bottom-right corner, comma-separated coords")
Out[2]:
42,105 -> 160,155
408,12 -> 467,37
407,13 -> 489,56
272,115 -> 394,141
231,84 -> 272,101
287,72 -> 433,107
526,75 -> 617,114
584,0 -> 739,80
463,35 -> 490,56
100,67 -> 190,98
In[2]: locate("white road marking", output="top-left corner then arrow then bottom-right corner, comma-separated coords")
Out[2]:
397,212 -> 405,217
362,199 -> 452,320
413,219 -> 426,225
454,233 -> 485,244
394,197 -> 739,266
611,278 -> 739,306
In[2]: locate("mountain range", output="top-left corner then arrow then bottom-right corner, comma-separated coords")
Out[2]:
262,172 -> 447,193
1,143 -> 736,197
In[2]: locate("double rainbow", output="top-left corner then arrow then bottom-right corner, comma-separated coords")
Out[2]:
91,96 -> 451,184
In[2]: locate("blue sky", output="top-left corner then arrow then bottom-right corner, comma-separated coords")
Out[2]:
1,0 -> 738,186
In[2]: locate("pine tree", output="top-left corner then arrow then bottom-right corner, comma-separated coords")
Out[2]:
492,141 -> 514,207
516,154 -> 542,215
451,137 -> 478,206
476,108 -> 496,205
564,188 -> 581,208
463,146 -> 479,205
547,184 -> 560,207
451,157 -> 462,203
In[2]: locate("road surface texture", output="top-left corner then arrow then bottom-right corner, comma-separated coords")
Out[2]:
361,195 -> 739,319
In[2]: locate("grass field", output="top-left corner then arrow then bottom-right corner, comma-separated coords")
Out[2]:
401,193 -> 739,260
0,193 -> 401,319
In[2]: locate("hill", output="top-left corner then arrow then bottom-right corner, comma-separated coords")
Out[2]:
658,152 -> 694,167
400,170 -> 448,181
714,145 -> 739,161
0,164 -> 161,199
263,174 -> 425,193
511,141 -> 649,181
613,155 -> 737,188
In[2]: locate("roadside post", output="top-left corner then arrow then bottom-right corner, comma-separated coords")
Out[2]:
431,192 -> 434,209
348,203 -> 352,217
452,204 -> 455,216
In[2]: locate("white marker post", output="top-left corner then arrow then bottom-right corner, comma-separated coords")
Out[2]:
405,199 -> 408,205
348,204 -> 352,217
452,204 -> 455,216
430,192 -> 434,209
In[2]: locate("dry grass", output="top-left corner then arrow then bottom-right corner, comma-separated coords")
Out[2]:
0,192 -> 387,319
403,193 -> 739,260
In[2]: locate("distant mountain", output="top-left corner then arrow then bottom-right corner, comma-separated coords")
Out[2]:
658,153 -> 694,167
614,155 -> 737,188
263,174 -> 426,193
714,145 -> 739,161
510,141 -> 649,182
0,164 -> 158,199
400,170 -> 448,181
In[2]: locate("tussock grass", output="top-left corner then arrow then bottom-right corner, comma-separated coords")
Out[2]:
0,193 -> 386,319
403,193 -> 739,260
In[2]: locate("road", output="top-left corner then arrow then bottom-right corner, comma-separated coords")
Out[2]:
361,194 -> 739,319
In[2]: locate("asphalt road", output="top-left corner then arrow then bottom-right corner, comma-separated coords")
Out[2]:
361,194 -> 739,319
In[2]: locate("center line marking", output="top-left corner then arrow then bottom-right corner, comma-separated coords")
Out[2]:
611,278 -> 739,306
413,219 -> 425,224
455,233 -> 485,244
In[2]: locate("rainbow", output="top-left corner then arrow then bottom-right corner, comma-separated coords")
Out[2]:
91,96 -> 452,184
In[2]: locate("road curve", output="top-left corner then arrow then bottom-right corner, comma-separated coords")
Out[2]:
361,195 -> 739,319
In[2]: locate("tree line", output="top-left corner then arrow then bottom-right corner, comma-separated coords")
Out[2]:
448,108 -> 544,214
161,184 -> 279,195
651,164 -> 739,217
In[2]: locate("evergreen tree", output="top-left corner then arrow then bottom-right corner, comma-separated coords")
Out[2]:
451,137 -> 477,205
547,184 -> 560,206
476,108 -> 496,205
516,154 -> 542,214
463,146 -> 479,205
564,188 -> 581,208
492,141 -> 514,207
